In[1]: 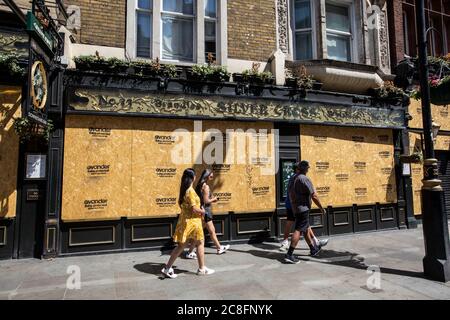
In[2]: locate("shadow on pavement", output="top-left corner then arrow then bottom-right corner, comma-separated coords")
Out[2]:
303,249 -> 426,279
134,262 -> 191,280
229,244 -> 426,279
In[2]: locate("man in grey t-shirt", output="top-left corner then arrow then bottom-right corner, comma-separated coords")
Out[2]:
285,160 -> 326,264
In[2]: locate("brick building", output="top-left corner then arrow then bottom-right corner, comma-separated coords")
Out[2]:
388,0 -> 450,219
0,0 -> 416,259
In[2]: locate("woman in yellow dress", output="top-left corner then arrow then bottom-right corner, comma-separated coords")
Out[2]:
161,168 -> 215,278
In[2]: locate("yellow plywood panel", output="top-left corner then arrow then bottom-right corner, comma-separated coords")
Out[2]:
409,99 -> 450,131
131,118 -> 194,217
301,125 -> 397,207
409,132 -> 423,215
0,86 -> 21,219
62,117 -> 277,220
245,121 -> 276,212
435,135 -> 450,151
62,115 -> 132,221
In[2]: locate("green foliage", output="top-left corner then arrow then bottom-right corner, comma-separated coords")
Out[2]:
74,54 -> 178,78
241,62 -> 273,83
374,81 -> 405,99
0,53 -> 26,79
190,64 -> 230,82
13,117 -> 54,144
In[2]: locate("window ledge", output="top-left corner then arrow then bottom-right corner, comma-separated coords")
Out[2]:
286,59 -> 388,95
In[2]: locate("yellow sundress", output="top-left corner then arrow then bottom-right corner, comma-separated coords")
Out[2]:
173,187 -> 204,243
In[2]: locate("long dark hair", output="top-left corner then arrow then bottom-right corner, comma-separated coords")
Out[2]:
178,168 -> 196,206
195,169 -> 212,205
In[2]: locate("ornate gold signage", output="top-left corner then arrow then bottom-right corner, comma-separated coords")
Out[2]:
30,61 -> 47,110
68,88 -> 405,128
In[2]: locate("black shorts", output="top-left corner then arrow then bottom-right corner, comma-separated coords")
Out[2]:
294,210 -> 310,233
286,207 -> 295,221
204,207 -> 213,223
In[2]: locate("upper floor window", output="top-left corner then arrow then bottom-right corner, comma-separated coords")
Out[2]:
136,0 -> 153,58
128,0 -> 225,64
162,0 -> 195,61
204,0 -> 217,61
325,2 -> 352,62
402,0 -> 450,57
294,0 -> 313,60
291,0 -> 355,62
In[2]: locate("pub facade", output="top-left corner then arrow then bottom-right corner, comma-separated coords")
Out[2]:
0,0 -> 415,259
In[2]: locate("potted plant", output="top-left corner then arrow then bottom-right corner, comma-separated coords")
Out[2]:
107,57 -> 129,74
13,117 -> 54,144
429,75 -> 450,106
187,64 -> 211,82
131,59 -> 153,76
411,54 -> 450,105
286,65 -> 322,90
372,81 -> 407,106
74,52 -> 109,72
234,62 -> 274,85
0,53 -> 26,82
208,65 -> 231,83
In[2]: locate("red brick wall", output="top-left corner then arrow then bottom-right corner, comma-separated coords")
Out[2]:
388,0 -> 406,67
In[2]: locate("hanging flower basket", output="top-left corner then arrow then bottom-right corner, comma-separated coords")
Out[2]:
430,77 -> 450,106
13,117 -> 54,144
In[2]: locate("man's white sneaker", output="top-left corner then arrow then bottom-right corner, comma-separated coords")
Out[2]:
279,240 -> 289,251
319,238 -> 329,247
161,267 -> 178,279
197,267 -> 215,276
185,251 -> 197,259
217,244 -> 230,255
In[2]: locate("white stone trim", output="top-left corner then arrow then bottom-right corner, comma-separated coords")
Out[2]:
125,0 -> 228,65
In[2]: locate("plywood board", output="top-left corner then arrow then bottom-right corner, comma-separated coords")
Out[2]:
62,116 -> 276,220
408,99 -> 450,131
300,125 -> 397,207
409,132 -> 423,215
62,115 -> 133,221
131,118 -> 194,217
0,86 -> 21,219
244,122 -> 276,213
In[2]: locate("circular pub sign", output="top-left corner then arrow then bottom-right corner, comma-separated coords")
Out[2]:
30,60 -> 48,110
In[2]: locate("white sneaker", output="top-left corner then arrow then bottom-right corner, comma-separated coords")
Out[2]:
185,251 -> 197,259
217,244 -> 230,255
161,267 -> 178,279
279,239 -> 289,251
319,238 -> 329,247
197,267 -> 215,276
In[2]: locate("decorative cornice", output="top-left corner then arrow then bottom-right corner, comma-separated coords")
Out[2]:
67,87 -> 406,129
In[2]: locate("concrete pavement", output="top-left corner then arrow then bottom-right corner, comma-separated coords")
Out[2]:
1,226 -> 450,300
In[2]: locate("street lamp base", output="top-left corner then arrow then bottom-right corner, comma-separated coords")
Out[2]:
423,256 -> 450,282
421,188 -> 450,282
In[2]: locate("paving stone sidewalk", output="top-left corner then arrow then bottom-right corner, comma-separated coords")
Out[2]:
1,226 -> 450,300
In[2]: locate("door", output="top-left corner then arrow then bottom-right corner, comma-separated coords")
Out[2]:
436,151 -> 450,218
16,150 -> 47,258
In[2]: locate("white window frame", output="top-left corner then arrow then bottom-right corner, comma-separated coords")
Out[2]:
324,0 -> 357,63
403,10 -> 410,56
291,0 -> 317,60
136,1 -> 153,58
204,0 -> 218,62
126,0 -> 227,65
160,0 -> 197,63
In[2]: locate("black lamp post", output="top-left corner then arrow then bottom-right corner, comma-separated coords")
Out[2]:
415,0 -> 450,282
